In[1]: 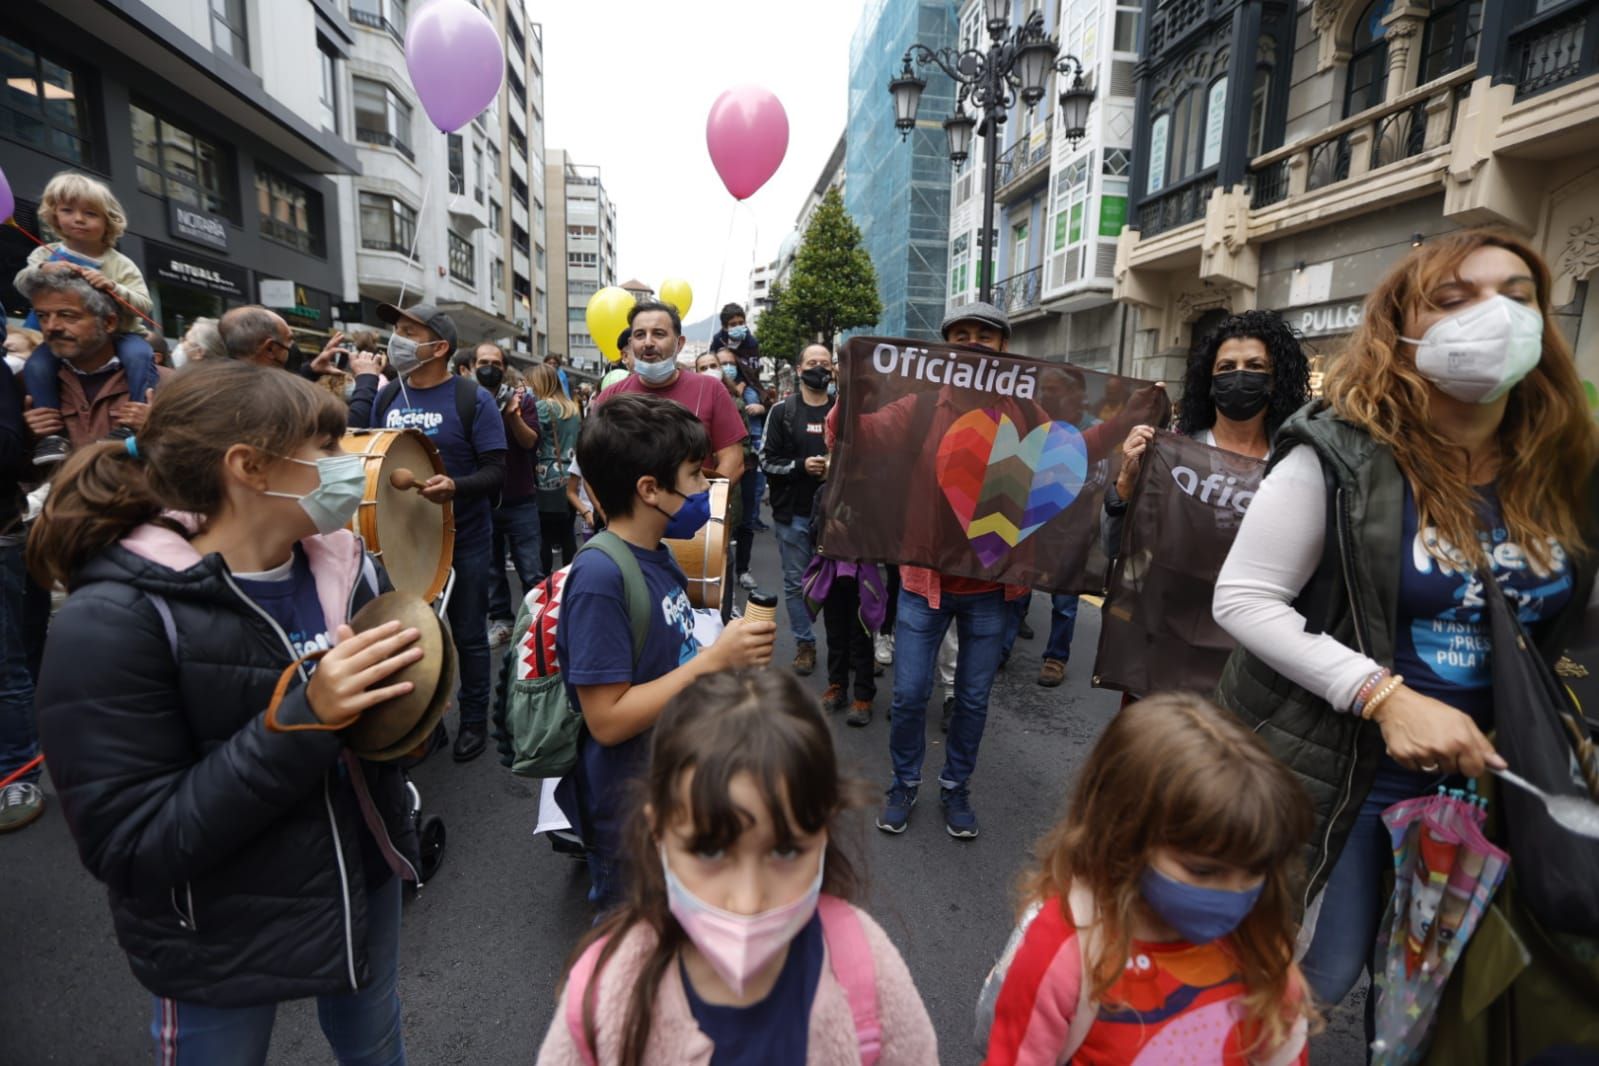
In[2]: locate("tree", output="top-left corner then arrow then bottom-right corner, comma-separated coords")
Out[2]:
785,186 -> 881,349
754,280 -> 810,364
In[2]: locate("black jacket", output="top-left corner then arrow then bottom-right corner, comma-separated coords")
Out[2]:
35,527 -> 419,1006
759,393 -> 834,525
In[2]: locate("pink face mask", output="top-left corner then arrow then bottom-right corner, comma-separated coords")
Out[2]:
662,848 -> 824,997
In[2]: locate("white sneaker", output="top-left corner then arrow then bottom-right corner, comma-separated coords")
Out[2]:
874,633 -> 894,666
487,620 -> 513,647
737,571 -> 758,592
0,781 -> 44,832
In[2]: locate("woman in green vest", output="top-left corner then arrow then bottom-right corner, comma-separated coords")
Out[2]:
1211,229 -> 1598,1025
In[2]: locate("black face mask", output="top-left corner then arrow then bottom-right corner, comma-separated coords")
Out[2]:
1210,370 -> 1272,421
476,365 -> 505,391
801,366 -> 833,393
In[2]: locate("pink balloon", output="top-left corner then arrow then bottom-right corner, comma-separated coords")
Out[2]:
706,86 -> 789,201
0,165 -> 12,223
405,0 -> 505,133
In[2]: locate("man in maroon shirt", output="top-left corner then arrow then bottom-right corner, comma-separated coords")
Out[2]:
592,300 -> 747,484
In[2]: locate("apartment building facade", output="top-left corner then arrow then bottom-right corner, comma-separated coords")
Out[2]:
543,149 -> 618,370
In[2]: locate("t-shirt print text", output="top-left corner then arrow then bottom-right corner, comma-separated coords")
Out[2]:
385,408 -> 445,435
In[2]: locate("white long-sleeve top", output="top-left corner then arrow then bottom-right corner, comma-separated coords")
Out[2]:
1214,445 -> 1599,714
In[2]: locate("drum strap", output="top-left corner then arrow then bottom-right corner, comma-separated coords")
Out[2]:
264,650 -> 340,733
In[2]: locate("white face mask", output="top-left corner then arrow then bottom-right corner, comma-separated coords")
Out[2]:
1402,294 -> 1544,404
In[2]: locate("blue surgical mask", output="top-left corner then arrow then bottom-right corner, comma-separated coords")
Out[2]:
727,325 -> 749,342
658,487 -> 712,539
1138,866 -> 1263,944
721,364 -> 738,380
635,355 -> 679,386
263,453 -> 368,535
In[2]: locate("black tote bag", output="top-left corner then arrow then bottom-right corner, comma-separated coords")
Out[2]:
1481,569 -> 1599,937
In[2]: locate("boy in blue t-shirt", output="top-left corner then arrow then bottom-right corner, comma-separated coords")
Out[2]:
556,394 -> 776,906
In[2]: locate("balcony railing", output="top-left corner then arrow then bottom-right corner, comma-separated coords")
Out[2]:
992,265 -> 1043,317
356,127 -> 415,162
349,8 -> 405,46
448,232 -> 475,286
995,128 -> 1053,198
1246,66 -> 1474,212
1512,3 -> 1598,100
1138,172 -> 1217,238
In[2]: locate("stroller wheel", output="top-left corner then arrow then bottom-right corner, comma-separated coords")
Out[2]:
419,816 -> 447,883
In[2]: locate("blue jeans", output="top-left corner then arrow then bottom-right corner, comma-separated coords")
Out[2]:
889,588 -> 1009,790
149,877 -> 405,1065
772,516 -> 815,645
25,333 -> 159,413
487,498 -> 543,621
446,538 -> 492,728
1043,595 -> 1079,662
1300,765 -> 1438,1005
0,541 -> 38,783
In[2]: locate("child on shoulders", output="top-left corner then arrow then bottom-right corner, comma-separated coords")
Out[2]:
15,171 -> 158,465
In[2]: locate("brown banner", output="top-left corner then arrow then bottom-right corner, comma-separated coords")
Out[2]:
819,336 -> 1170,595
1092,431 -> 1265,695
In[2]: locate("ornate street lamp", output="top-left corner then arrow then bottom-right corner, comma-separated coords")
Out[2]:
888,5 -> 1094,303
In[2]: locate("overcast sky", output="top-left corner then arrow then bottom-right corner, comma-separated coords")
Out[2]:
537,0 -> 859,335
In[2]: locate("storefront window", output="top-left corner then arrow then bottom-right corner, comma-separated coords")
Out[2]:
131,103 -> 237,220
359,191 -> 415,252
256,167 -> 326,257
0,34 -> 93,164
354,78 -> 414,159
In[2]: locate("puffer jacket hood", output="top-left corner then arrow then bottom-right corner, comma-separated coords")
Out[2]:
36,523 -> 421,1007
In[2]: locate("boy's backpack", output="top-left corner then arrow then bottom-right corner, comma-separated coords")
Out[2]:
490,531 -> 650,779
564,894 -> 882,1066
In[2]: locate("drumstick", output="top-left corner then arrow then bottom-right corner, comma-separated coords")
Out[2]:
390,469 -> 426,492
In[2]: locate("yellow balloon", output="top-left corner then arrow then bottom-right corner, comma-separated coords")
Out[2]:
659,278 -> 693,320
585,286 -> 635,362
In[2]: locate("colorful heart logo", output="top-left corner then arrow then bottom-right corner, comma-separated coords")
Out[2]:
936,409 -> 1089,567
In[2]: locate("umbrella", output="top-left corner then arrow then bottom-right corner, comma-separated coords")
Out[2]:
1371,787 -> 1510,1065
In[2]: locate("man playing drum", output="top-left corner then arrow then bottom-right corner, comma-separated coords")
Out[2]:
348,303 -> 508,763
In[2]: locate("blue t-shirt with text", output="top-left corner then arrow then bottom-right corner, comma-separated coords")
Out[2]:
232,547 -> 331,658
555,540 -> 698,888
1394,482 -> 1574,730
377,378 -> 507,545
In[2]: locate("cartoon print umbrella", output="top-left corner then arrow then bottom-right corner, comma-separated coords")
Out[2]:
1370,788 -> 1510,1066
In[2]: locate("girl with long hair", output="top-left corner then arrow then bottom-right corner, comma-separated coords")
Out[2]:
538,669 -> 937,1065
30,359 -> 424,1063
1213,229 -> 1599,1017
530,362 -> 582,572
977,693 -> 1315,1064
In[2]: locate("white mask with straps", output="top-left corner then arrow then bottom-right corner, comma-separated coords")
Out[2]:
1402,294 -> 1543,404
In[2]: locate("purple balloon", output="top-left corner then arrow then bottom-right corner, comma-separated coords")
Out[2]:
0,165 -> 12,223
706,86 -> 789,201
405,0 -> 505,134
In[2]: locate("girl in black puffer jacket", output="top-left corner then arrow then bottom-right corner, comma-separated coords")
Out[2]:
30,359 -> 424,1065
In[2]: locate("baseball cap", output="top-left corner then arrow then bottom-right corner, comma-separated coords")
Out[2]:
940,301 -> 1012,340
377,301 -> 458,356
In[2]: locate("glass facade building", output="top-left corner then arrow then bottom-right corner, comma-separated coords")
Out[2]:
846,0 -> 959,340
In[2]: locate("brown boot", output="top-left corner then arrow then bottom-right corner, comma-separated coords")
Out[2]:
1037,659 -> 1067,688
793,643 -> 817,676
821,684 -> 846,712
846,699 -> 873,727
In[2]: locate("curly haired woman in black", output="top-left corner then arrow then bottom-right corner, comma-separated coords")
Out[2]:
1103,308 -> 1312,552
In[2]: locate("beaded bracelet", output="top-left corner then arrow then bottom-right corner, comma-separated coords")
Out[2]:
1360,675 -> 1406,721
1352,668 -> 1392,715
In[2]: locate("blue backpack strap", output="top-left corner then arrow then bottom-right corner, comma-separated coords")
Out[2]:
577,531 -> 652,666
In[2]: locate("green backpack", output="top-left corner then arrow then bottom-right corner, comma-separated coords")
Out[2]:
491,531 -> 651,778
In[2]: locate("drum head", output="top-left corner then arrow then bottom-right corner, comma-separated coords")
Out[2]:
372,433 -> 450,600
342,592 -> 455,760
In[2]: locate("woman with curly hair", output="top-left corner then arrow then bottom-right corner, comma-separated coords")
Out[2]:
1101,308 -> 1312,557
1211,230 -> 1599,1029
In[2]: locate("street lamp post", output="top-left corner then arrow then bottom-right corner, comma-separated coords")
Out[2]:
888,0 -> 1095,306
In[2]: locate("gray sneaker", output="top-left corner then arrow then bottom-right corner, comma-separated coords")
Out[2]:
0,781 -> 44,832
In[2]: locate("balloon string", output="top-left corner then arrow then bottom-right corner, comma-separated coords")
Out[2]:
708,202 -> 737,343
395,165 -> 433,310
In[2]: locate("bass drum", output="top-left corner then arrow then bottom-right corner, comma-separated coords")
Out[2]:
665,478 -> 732,617
340,429 -> 455,604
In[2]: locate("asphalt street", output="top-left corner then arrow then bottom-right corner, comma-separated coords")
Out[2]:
2,523 -> 1367,1064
